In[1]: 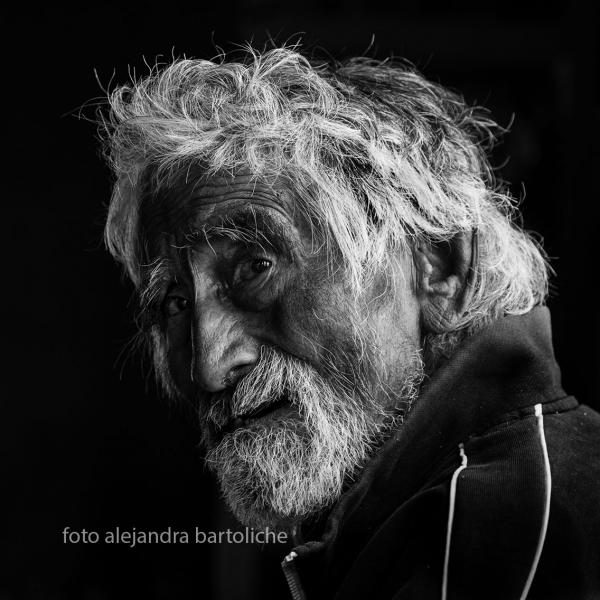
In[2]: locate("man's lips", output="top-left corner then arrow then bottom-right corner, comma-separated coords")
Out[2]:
221,397 -> 291,435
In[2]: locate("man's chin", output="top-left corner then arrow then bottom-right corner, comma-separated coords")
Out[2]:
205,417 -> 335,530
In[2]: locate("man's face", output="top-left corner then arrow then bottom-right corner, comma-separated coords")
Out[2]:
148,172 -> 423,528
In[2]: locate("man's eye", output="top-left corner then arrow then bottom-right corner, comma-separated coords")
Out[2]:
251,258 -> 272,274
234,257 -> 273,283
163,296 -> 190,317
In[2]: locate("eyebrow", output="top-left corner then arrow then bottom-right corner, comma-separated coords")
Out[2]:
186,207 -> 301,260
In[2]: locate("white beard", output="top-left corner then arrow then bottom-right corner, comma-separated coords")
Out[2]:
204,346 -> 423,530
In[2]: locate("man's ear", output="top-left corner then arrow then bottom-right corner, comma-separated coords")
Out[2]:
415,231 -> 477,334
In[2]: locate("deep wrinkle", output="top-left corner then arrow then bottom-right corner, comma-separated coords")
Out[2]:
186,205 -> 305,264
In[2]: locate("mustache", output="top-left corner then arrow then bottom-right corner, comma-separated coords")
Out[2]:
202,346 -> 318,428
201,346 -> 354,430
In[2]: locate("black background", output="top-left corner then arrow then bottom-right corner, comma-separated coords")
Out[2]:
4,2 -> 598,599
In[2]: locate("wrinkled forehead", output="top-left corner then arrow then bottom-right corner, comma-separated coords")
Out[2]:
139,169 -> 309,260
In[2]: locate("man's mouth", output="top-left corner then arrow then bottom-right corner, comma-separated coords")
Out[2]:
221,397 -> 291,435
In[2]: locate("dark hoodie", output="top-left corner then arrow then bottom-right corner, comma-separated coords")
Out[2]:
281,307 -> 600,600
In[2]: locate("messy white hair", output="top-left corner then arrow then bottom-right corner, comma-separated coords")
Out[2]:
101,45 -> 548,358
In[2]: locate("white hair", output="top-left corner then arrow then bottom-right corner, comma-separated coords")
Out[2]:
101,45 -> 549,353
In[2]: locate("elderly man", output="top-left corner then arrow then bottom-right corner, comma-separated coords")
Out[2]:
101,47 -> 600,599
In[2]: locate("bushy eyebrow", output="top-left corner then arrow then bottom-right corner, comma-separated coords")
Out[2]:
186,207 -> 301,260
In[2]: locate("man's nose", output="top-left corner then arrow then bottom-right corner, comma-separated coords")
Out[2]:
191,299 -> 258,392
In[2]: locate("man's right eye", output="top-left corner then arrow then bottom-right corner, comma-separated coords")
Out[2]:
163,295 -> 190,317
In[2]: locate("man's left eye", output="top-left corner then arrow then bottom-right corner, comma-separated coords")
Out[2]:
251,258 -> 272,274
233,257 -> 273,284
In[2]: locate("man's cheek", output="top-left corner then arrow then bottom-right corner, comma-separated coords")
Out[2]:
270,281 -> 356,368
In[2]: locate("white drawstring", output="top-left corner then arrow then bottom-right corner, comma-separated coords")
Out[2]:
442,442 -> 468,600
519,403 -> 552,600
